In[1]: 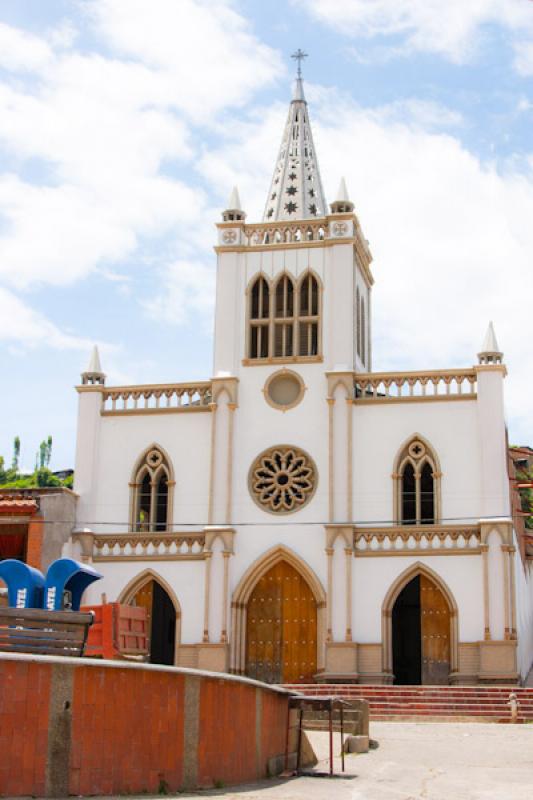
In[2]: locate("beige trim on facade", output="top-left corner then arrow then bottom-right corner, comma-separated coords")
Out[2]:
248,444 -> 318,515
263,369 -> 306,412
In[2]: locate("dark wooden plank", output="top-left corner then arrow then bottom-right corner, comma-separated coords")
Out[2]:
0,619 -> 91,633
0,608 -> 93,625
0,635 -> 85,650
0,643 -> 83,655
0,627 -> 85,641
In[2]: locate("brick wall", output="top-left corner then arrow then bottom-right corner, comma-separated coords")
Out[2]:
0,654 -> 291,797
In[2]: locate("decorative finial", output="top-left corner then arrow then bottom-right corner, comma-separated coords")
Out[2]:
478,321 -> 503,365
81,345 -> 106,386
330,177 -> 354,214
222,185 -> 245,222
291,48 -> 308,79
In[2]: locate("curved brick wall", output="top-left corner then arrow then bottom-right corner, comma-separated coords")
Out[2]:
0,654 -> 291,797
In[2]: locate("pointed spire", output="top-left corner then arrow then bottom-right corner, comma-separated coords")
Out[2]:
263,53 -> 327,222
222,185 -> 245,222
292,77 -> 305,102
330,177 -> 354,213
227,186 -> 242,212
81,345 -> 106,385
478,321 -> 503,365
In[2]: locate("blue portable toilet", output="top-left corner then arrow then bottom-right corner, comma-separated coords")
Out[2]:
0,560 -> 45,609
44,558 -> 102,611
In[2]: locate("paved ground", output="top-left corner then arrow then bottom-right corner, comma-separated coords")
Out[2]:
174,722 -> 533,800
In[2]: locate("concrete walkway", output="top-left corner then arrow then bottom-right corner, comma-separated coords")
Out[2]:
173,722 -> 533,800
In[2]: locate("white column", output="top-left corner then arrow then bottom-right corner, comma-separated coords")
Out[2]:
475,365 -> 509,518
73,387 -> 104,527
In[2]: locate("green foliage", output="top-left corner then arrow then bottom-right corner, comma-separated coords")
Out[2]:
0,436 -> 72,489
12,436 -> 20,471
516,465 -> 533,530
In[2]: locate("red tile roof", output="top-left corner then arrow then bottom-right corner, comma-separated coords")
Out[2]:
0,495 -> 39,514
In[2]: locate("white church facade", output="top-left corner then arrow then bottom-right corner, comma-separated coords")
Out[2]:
69,72 -> 533,686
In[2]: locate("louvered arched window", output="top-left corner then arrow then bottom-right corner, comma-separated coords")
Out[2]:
298,273 -> 319,356
274,275 -> 294,357
394,437 -> 441,525
249,276 -> 270,359
131,446 -> 174,532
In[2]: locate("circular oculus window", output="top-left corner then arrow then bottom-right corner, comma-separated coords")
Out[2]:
264,370 -> 305,410
249,445 -> 317,514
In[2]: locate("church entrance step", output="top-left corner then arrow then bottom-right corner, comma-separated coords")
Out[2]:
282,684 -> 533,723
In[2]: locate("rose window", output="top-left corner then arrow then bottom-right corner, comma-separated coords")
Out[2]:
249,446 -> 317,514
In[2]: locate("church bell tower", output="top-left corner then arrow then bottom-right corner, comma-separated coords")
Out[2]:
213,53 -> 374,381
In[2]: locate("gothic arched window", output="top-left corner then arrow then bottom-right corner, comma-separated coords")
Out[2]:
394,437 -> 441,525
131,446 -> 174,532
298,273 -> 319,356
249,276 -> 270,359
274,275 -> 295,357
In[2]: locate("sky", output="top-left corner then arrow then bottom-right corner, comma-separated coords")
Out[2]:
0,0 -> 532,471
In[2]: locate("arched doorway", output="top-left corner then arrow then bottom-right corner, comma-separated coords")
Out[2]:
131,579 -> 176,666
245,560 -> 317,683
392,573 -> 451,684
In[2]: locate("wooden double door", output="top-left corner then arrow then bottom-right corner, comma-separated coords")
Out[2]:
245,561 -> 317,684
392,574 -> 451,684
133,580 -> 176,665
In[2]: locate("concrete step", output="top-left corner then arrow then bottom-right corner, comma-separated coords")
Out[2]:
282,683 -> 533,723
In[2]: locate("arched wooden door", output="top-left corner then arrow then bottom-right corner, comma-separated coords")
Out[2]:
392,574 -> 450,684
132,580 -> 176,666
245,560 -> 317,684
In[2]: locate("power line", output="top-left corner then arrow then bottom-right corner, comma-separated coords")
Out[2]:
21,513 -> 516,528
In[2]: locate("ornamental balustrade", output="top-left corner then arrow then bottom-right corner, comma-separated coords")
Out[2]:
100,382 -> 212,414
353,524 -> 481,555
87,532 -> 207,562
354,369 -> 477,402
243,221 -> 328,246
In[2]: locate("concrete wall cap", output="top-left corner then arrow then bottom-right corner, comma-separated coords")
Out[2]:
0,651 -> 295,695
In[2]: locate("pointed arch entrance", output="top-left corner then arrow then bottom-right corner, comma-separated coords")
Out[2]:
383,564 -> 458,685
119,570 -> 180,666
231,547 -> 326,682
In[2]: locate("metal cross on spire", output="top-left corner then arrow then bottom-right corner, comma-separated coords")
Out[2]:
291,48 -> 308,79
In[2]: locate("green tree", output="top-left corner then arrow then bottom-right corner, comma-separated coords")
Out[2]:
12,436 -> 20,471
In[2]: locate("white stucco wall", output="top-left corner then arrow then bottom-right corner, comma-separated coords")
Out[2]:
515,539 -> 533,680
353,399 -> 482,525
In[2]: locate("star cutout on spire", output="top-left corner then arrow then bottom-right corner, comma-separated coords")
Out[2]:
288,172 -> 297,181
286,186 -> 297,195
285,201 -> 298,214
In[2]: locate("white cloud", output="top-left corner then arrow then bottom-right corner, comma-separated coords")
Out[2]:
514,39 -> 533,75
200,87 -> 533,441
0,21 -> 53,72
0,287 -> 93,350
86,0 -> 283,121
297,0 -> 533,66
143,259 -> 215,327
0,0 -> 281,304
